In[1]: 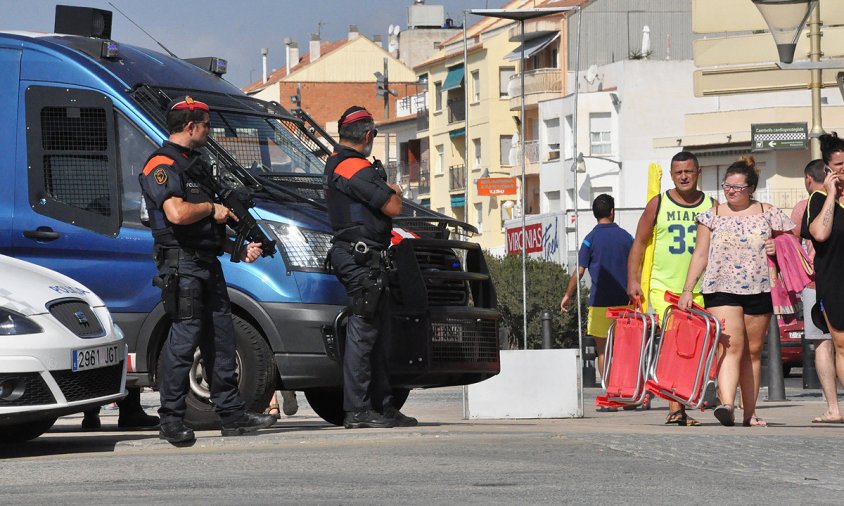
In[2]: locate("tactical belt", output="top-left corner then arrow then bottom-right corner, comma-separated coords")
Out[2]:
157,247 -> 219,263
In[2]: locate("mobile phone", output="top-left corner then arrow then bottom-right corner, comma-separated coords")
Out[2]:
825,165 -> 833,174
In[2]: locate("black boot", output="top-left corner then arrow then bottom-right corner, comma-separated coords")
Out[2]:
159,420 -> 195,445
117,387 -> 160,428
383,406 -> 418,427
343,409 -> 397,429
220,412 -> 276,436
81,408 -> 101,430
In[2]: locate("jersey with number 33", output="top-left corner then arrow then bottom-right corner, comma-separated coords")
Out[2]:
650,191 -> 714,297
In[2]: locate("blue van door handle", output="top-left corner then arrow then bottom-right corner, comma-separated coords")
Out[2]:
23,227 -> 60,241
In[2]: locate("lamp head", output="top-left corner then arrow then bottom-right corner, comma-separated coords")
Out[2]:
752,0 -> 816,64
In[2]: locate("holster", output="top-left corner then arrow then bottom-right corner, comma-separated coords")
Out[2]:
152,247 -> 180,319
351,272 -> 385,320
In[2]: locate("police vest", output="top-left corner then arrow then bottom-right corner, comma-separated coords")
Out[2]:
324,148 -> 392,246
139,142 -> 225,252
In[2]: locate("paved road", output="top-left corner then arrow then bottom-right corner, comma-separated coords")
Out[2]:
1,382 -> 842,505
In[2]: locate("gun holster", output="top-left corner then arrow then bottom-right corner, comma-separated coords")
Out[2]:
350,271 -> 385,320
152,247 -> 180,319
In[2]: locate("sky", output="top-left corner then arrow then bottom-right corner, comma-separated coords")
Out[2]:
1,0 -> 508,88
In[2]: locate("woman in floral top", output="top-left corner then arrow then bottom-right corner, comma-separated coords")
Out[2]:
679,157 -> 794,427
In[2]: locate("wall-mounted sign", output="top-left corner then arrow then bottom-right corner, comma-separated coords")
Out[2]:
751,122 -> 808,151
477,177 -> 518,196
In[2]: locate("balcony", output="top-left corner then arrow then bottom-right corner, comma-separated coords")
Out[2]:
508,68 -> 562,111
416,168 -> 430,196
447,98 -> 465,124
508,19 -> 561,42
417,108 -> 429,131
449,165 -> 466,191
509,140 -> 541,176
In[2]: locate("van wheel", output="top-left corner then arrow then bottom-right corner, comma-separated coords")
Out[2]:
304,387 -> 410,426
0,417 -> 56,444
158,316 -> 275,430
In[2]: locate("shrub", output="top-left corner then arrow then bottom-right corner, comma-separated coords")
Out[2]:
485,252 -> 587,349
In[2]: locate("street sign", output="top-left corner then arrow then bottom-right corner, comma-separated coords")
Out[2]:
477,177 -> 518,196
751,122 -> 808,151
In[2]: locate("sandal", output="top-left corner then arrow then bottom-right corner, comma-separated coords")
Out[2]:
263,403 -> 280,420
743,415 -> 767,427
713,404 -> 735,427
665,410 -> 700,426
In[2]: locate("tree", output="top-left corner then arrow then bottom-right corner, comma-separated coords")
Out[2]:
485,253 -> 587,350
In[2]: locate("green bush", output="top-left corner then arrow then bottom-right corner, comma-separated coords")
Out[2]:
485,252 -> 587,350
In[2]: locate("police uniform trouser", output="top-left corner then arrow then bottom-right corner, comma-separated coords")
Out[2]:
329,246 -> 394,412
158,256 -> 246,424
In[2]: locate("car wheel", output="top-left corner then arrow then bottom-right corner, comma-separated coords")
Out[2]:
158,315 -> 276,430
0,417 -> 57,444
304,387 -> 410,426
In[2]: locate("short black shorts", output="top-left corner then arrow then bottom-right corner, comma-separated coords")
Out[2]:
702,292 -> 773,315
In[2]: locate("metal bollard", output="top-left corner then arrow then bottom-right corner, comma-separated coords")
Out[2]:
765,316 -> 787,401
582,335 -> 597,388
541,311 -> 553,349
802,336 -> 821,389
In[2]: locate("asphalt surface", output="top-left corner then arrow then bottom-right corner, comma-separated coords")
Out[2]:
1,375 -> 843,505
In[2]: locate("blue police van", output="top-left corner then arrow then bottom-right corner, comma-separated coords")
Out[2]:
0,6 -> 500,427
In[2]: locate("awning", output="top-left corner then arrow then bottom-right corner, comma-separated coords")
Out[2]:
442,66 -> 465,91
451,194 -> 465,208
504,32 -> 560,62
448,128 -> 465,138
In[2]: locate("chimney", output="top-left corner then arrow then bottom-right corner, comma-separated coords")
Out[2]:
285,39 -> 299,74
373,35 -> 383,48
261,48 -> 268,83
310,33 -> 321,62
348,24 -> 360,41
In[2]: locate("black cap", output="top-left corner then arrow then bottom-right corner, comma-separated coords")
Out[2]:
338,105 -> 372,130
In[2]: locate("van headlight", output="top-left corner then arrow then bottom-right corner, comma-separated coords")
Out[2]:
264,221 -> 333,272
0,308 -> 43,335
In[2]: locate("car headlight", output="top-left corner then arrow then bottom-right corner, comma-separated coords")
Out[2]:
0,308 -> 43,335
264,221 -> 333,272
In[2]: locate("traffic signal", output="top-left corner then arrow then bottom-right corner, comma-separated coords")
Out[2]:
375,71 -> 388,98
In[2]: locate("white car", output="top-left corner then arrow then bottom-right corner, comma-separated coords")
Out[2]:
0,255 -> 127,443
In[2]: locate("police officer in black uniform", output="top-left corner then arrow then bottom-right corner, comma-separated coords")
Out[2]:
139,96 -> 275,445
325,106 -> 417,429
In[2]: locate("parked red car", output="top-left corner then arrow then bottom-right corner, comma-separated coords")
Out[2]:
778,313 -> 804,377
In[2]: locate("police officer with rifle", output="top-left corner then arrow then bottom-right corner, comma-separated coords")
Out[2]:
139,96 -> 275,445
325,106 -> 417,429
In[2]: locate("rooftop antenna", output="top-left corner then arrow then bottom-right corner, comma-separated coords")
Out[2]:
108,1 -> 179,58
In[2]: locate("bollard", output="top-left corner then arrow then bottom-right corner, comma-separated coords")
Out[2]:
541,311 -> 553,350
765,316 -> 787,401
802,336 -> 821,389
582,335 -> 597,388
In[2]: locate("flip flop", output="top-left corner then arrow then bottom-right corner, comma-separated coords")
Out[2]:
665,410 -> 700,426
811,415 -> 844,424
713,404 -> 735,427
743,415 -> 767,427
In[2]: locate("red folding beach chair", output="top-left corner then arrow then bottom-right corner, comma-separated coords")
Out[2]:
595,306 -> 657,409
645,291 -> 721,410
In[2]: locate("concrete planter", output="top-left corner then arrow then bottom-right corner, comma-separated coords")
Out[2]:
465,349 -> 582,419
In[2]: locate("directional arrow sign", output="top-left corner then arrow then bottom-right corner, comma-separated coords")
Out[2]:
751,123 -> 808,152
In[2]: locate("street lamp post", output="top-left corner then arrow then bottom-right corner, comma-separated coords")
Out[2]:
753,0 -> 822,158
469,6 -> 579,351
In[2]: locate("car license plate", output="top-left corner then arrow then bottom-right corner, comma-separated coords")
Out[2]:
788,331 -> 802,340
72,344 -> 120,372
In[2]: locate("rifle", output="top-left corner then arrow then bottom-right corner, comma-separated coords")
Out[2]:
184,158 -> 277,263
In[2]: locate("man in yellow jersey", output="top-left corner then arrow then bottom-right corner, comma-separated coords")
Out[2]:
628,151 -> 714,426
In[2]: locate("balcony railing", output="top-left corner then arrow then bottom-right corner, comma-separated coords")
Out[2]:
523,140 -> 540,164
417,169 -> 430,195
449,164 -> 466,191
447,98 -> 465,123
508,68 -> 562,99
417,108 -> 429,131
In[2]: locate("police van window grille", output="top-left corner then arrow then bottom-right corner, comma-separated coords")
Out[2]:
260,175 -> 325,201
279,118 -> 329,162
41,107 -> 108,151
43,155 -> 112,216
208,113 -> 323,175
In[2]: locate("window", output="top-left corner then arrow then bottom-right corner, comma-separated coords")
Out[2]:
116,113 -> 157,226
25,86 -> 120,236
499,67 -> 515,98
544,118 -> 560,160
473,138 -> 482,169
589,112 -> 612,156
471,70 -> 480,103
434,81 -> 443,111
590,186 -> 613,204
474,202 -> 484,234
564,115 -> 573,160
435,144 -> 444,175
499,135 -> 513,166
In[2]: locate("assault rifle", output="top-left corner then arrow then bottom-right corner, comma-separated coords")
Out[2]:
185,158 -> 277,263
